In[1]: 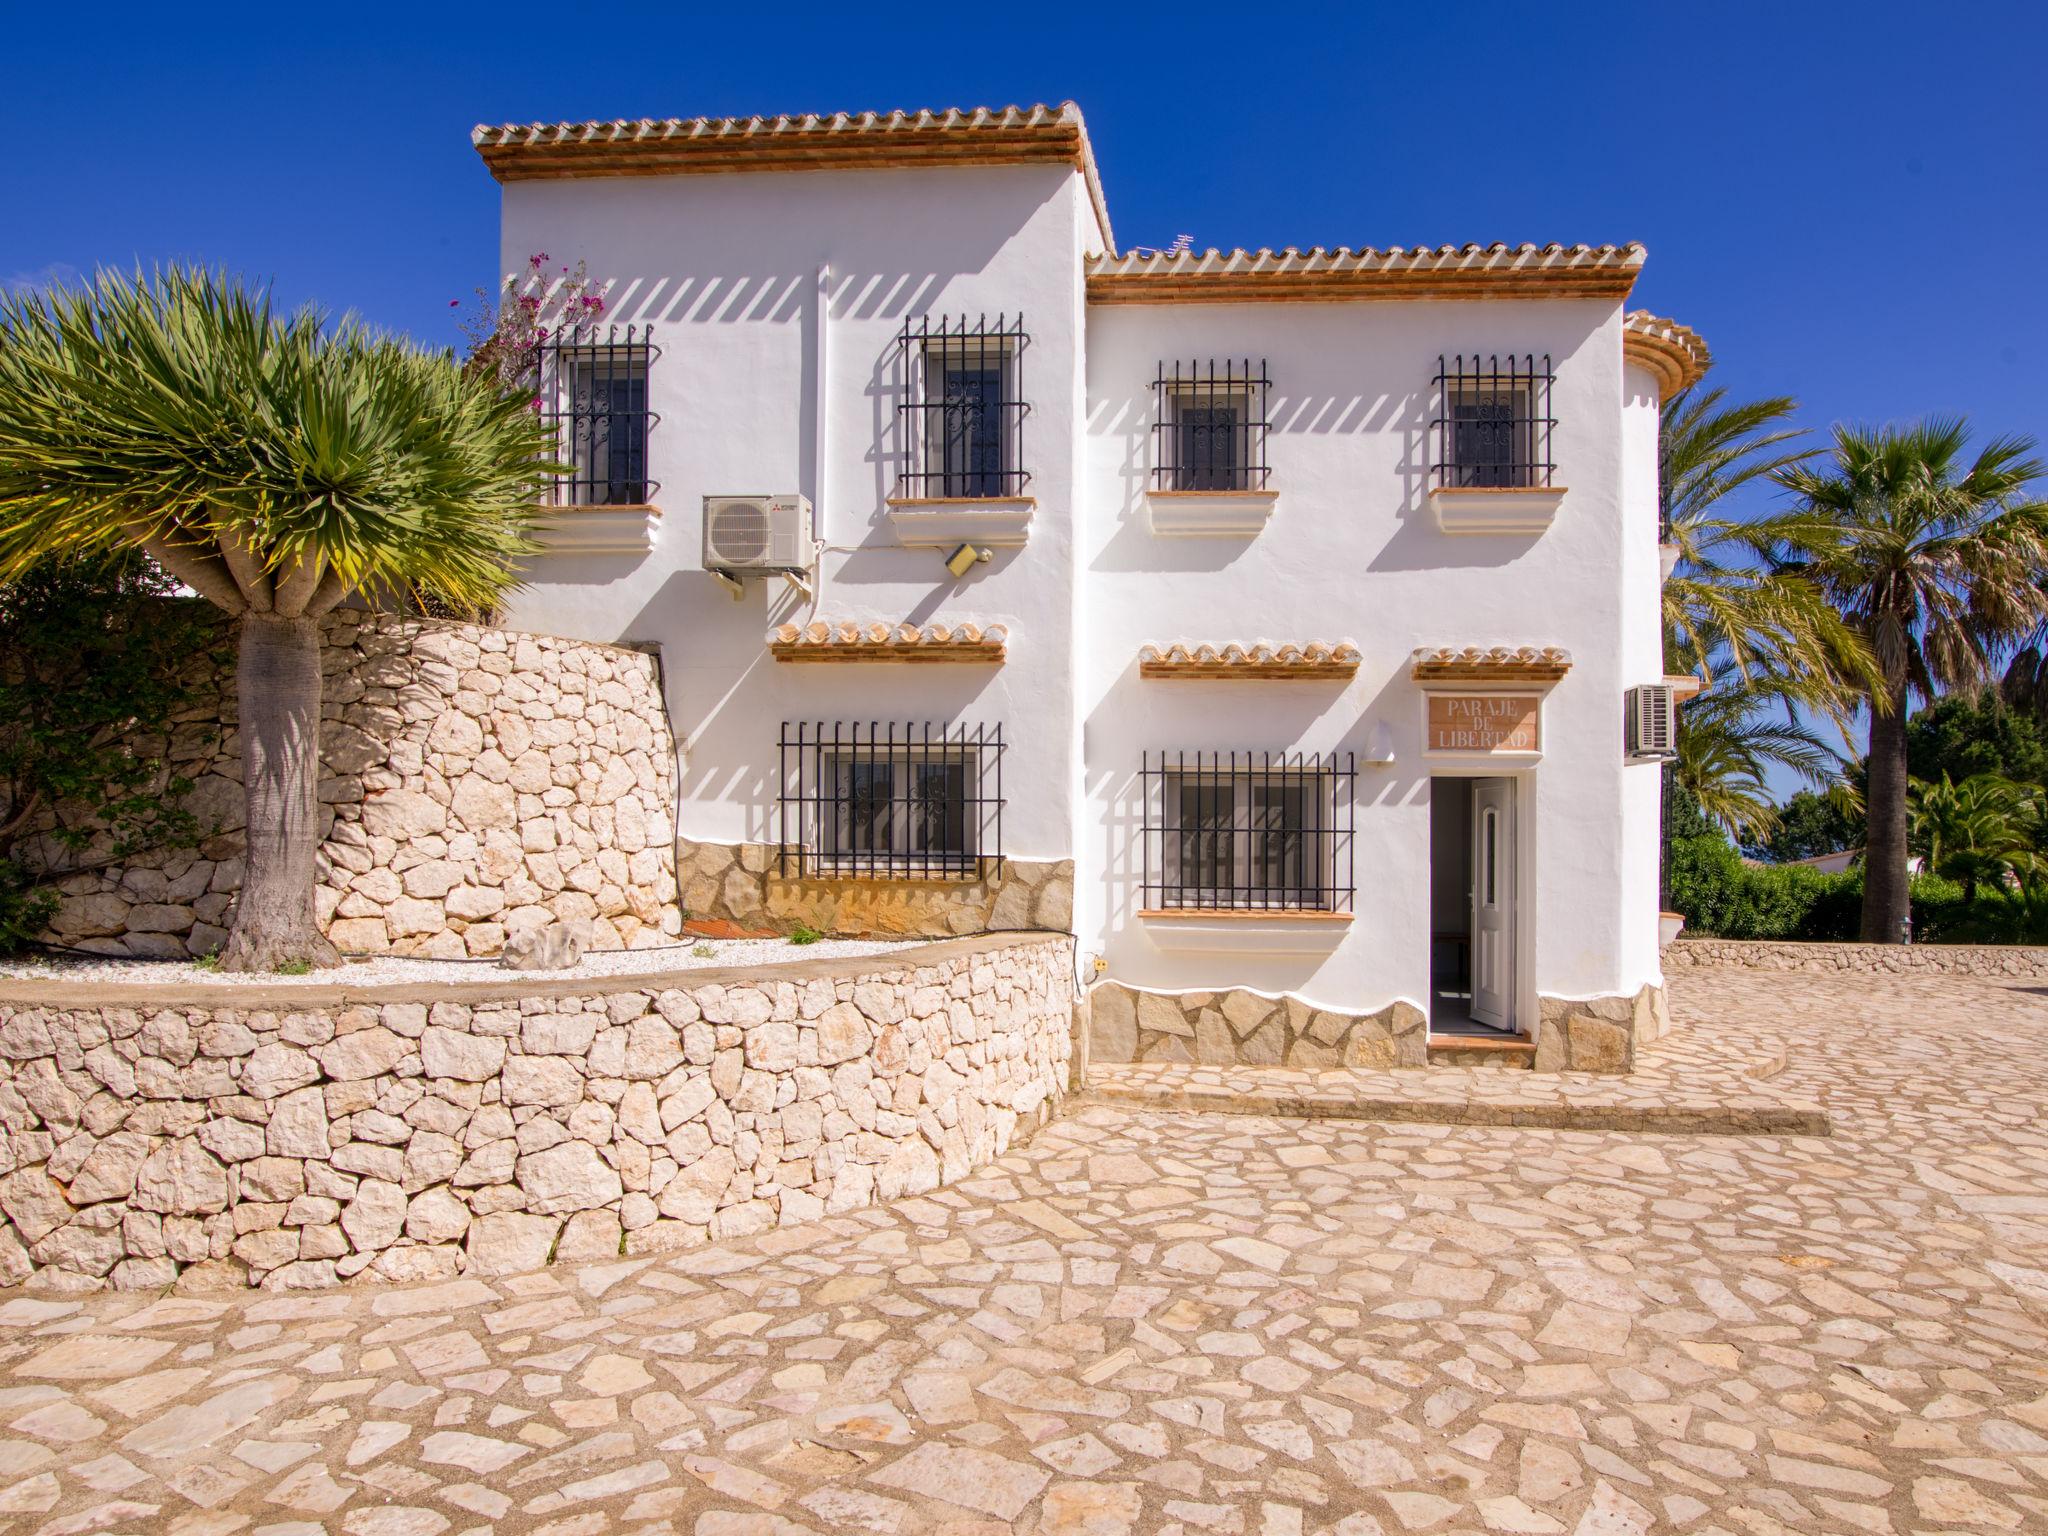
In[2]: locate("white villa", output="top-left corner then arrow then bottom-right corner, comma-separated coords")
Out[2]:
477,101 -> 1708,1070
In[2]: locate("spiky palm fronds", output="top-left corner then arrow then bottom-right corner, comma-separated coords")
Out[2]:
1776,419 -> 2048,705
1660,387 -> 1875,706
0,267 -> 550,614
1674,685 -> 1848,842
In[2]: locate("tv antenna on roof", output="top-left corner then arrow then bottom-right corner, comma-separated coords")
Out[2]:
1165,233 -> 1194,256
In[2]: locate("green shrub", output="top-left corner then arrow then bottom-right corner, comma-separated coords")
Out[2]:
787,923 -> 823,946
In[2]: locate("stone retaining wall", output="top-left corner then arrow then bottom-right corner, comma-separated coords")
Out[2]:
676,838 -> 1073,940
1665,939 -> 2048,978
1088,983 -> 1429,1068
40,608 -> 683,959
0,933 -> 1073,1292
1088,982 -> 1668,1074
1533,985 -> 1668,1072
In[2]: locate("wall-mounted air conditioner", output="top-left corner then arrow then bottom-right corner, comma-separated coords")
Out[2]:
702,494 -> 813,574
1625,684 -> 1678,762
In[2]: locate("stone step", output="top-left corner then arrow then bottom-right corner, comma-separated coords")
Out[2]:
1426,1033 -> 1537,1069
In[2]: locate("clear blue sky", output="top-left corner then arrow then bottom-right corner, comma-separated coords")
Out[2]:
6,0 -> 2045,791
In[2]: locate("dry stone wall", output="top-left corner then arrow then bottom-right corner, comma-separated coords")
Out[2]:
1088,982 -> 1428,1068
676,838 -> 1073,939
1532,985 -> 1668,1073
0,934 -> 1073,1291
1666,939 -> 2048,979
41,608 -> 682,958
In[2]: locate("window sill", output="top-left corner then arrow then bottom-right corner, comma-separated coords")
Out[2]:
1144,488 -> 1278,538
1138,907 -> 1352,954
1427,486 -> 1565,536
536,503 -> 659,555
1139,909 -> 1352,921
885,496 -> 1035,549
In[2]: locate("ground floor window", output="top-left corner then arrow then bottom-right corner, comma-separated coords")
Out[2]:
778,722 -> 1003,878
1140,751 -> 1355,911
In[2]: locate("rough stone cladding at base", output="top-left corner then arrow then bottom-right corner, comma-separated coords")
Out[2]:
1666,939 -> 2048,978
677,837 -> 1074,939
1532,984 -> 1668,1073
41,609 -> 683,958
0,934 -> 1072,1291
1087,982 -> 1429,1068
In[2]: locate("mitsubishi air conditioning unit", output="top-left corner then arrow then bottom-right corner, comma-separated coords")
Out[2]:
703,494 -> 813,574
1626,684 -> 1678,762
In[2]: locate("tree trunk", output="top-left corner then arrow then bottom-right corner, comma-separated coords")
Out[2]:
217,613 -> 339,971
1860,687 -> 1912,943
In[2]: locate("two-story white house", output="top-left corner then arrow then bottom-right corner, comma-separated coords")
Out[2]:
475,102 -> 1708,1072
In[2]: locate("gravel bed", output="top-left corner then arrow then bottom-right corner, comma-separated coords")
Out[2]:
0,935 -> 931,989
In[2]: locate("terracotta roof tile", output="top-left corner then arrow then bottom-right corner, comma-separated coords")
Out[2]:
770,621 -> 1008,663
473,102 -> 1116,254
1089,243 -> 1645,302
1624,311 -> 1711,398
1410,645 -> 1573,681
1140,641 -> 1361,679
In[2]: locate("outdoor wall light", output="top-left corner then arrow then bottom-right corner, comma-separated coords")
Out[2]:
944,543 -> 993,578
1363,720 -> 1396,765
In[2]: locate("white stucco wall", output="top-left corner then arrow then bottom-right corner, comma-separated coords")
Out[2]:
494,164 -> 1091,862
491,159 -> 1669,1021
1078,300 -> 1666,1016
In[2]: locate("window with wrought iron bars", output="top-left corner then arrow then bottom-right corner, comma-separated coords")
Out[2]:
1139,751 -> 1356,912
1151,359 -> 1272,492
896,314 -> 1029,498
778,722 -> 1005,879
535,324 -> 658,506
1432,354 -> 1555,490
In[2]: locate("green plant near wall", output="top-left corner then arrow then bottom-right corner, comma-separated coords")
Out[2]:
0,554 -> 222,952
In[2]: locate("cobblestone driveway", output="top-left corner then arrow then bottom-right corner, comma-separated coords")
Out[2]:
1,967 -> 2045,1535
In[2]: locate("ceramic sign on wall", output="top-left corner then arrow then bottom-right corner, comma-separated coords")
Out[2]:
1424,692 -> 1542,756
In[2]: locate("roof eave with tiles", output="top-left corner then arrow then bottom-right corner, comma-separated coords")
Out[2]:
1410,646 -> 1575,682
1087,243 -> 1647,302
769,621 -> 1009,664
1139,641 -> 1362,679
1623,310 -> 1713,398
473,102 -> 1117,256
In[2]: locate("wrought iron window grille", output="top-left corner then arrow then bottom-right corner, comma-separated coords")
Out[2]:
778,722 -> 1005,880
1139,750 -> 1356,912
535,324 -> 659,507
1432,354 -> 1555,490
896,314 -> 1030,499
1151,359 -> 1273,492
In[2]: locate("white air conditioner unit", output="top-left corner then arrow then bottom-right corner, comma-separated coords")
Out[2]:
1626,684 -> 1678,762
703,494 -> 813,574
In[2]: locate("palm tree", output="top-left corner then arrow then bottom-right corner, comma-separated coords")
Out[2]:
1658,388 -> 1873,885
1907,772 -> 2040,904
1672,684 -> 1847,843
1779,421 -> 2048,941
1661,388 -> 1867,696
0,269 -> 549,970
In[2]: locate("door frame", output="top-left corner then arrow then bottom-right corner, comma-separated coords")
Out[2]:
1427,767 -> 1537,1038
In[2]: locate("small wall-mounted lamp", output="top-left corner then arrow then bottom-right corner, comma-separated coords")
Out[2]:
1363,720 -> 1397,765
944,543 -> 993,578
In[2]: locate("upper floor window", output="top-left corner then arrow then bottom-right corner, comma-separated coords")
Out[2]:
537,324 -> 658,506
897,314 -> 1030,499
1139,751 -> 1356,913
1433,354 -> 1555,490
778,721 -> 1005,880
1152,360 -> 1272,492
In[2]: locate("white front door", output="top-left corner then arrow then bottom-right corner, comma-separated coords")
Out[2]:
1469,778 -> 1516,1030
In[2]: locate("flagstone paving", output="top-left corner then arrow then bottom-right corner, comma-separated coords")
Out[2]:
1,965 -> 2046,1535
